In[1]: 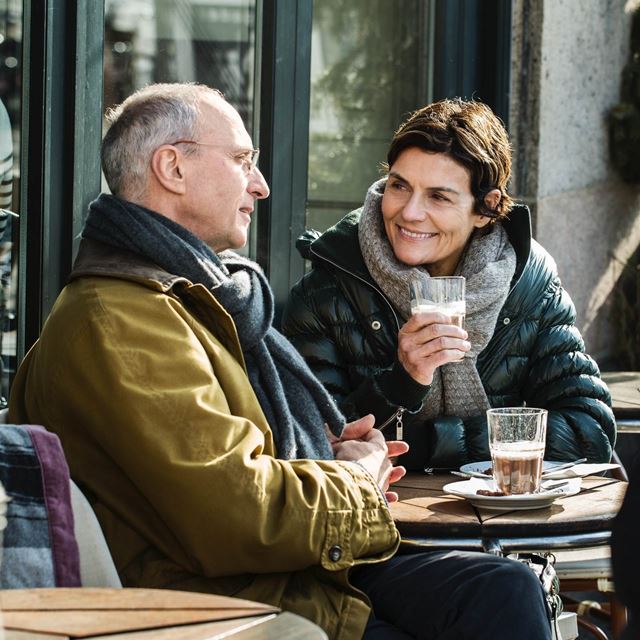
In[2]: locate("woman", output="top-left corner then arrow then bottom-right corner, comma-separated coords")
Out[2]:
282,98 -> 615,470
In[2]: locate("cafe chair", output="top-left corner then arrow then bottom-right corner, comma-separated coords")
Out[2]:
554,450 -> 629,640
0,407 -> 121,588
0,411 -> 328,638
70,479 -> 122,587
555,545 -> 626,639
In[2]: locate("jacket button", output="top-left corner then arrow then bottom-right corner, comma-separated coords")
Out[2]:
371,320 -> 382,330
503,317 -> 511,325
328,545 -> 342,562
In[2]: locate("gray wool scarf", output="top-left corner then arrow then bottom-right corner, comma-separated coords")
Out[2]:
83,193 -> 344,460
359,179 -> 517,419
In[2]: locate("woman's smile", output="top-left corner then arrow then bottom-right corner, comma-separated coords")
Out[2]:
397,226 -> 438,241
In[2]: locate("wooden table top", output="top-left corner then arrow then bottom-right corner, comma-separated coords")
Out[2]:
390,473 -> 627,544
0,588 -> 327,639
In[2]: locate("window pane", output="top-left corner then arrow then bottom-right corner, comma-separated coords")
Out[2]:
307,0 -> 433,232
103,0 -> 258,254
104,0 -> 257,129
0,0 -> 21,407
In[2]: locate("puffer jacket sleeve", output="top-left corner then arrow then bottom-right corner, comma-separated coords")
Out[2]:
284,277 -> 429,428
521,278 -> 615,462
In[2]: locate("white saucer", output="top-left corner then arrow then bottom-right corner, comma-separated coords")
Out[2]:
459,460 -> 568,476
442,477 -> 582,512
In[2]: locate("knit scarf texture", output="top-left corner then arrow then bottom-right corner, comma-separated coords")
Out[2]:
359,179 -> 517,419
84,193 -> 344,460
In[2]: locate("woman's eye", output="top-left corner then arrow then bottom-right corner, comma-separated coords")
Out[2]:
432,193 -> 449,203
390,181 -> 407,191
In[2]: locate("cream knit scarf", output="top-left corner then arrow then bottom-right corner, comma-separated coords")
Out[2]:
358,179 -> 517,419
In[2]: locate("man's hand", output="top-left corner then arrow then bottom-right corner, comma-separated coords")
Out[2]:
397,311 -> 471,385
330,414 -> 409,502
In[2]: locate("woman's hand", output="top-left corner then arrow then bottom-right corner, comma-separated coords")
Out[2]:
397,311 -> 471,385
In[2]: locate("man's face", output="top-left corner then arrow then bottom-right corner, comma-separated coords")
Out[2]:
176,96 -> 269,252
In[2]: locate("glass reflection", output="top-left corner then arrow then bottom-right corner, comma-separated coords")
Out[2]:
307,0 -> 432,232
0,0 -> 21,407
104,0 -> 257,132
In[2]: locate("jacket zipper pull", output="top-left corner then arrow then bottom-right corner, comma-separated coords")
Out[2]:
396,409 -> 404,440
376,407 -> 406,434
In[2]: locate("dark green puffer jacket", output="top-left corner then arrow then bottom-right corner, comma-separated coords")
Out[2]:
282,204 -> 615,470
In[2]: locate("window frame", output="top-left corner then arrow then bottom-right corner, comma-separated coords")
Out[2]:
255,0 -> 313,322
18,0 -> 104,361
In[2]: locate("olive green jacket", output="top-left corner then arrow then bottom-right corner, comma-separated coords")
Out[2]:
9,238 -> 399,640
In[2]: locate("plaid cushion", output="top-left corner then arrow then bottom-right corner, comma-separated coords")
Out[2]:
0,424 -> 81,587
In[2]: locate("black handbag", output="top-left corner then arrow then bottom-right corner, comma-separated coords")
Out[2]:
508,552 -> 562,635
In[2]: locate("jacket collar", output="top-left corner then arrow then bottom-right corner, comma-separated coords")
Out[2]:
504,204 -> 532,283
306,203 -> 532,284
306,208 -> 370,280
70,237 -> 191,292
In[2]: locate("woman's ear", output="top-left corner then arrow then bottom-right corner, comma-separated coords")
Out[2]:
483,188 -> 501,214
474,189 -> 502,228
149,145 -> 187,195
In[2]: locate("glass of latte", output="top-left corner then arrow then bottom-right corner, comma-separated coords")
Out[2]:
487,407 -> 548,495
409,276 -> 466,329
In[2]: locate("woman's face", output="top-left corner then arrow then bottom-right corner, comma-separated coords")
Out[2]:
381,148 -> 491,276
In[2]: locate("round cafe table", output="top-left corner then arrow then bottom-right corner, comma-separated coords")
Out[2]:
389,472 -> 627,555
390,472 -> 629,639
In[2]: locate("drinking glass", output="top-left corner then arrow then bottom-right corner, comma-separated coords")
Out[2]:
409,276 -> 466,328
487,407 -> 547,495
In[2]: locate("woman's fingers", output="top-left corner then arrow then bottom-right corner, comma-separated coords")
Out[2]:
402,311 -> 468,340
403,337 -> 470,362
397,311 -> 472,385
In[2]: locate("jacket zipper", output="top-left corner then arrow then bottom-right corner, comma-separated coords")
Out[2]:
309,245 -> 407,439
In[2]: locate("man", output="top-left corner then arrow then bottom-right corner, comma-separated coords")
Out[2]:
9,83 -> 551,639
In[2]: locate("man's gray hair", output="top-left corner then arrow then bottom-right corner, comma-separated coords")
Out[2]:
101,83 -> 223,201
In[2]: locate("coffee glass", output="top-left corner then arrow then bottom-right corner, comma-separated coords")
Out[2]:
409,276 -> 466,328
487,407 -> 547,495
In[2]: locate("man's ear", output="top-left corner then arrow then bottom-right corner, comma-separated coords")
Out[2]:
474,188 -> 502,228
149,145 -> 187,195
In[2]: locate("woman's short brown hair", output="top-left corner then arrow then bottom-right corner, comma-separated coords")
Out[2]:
386,98 -> 513,219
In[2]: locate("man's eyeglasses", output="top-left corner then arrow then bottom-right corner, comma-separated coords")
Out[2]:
169,140 -> 260,174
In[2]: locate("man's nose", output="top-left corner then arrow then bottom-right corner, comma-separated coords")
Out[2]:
249,167 -> 270,199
